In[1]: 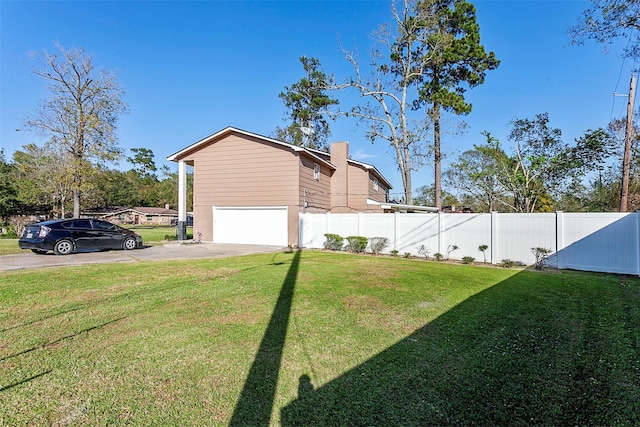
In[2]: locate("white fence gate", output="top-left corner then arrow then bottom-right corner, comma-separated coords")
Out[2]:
299,211 -> 640,275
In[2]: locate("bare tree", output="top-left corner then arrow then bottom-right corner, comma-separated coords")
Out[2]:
25,42 -> 127,218
333,0 -> 452,205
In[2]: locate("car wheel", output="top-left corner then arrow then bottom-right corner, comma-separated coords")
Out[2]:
123,237 -> 137,250
31,249 -> 48,255
53,239 -> 74,255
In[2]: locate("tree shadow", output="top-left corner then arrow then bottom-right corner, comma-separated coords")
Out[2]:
281,270 -> 640,426
229,250 -> 301,426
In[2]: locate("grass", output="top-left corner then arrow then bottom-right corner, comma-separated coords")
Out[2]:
1,251 -> 639,425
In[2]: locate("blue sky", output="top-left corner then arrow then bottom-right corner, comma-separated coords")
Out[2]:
0,0 -> 636,200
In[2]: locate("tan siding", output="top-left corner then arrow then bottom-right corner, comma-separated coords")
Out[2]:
299,155 -> 331,210
186,133 -> 300,241
368,174 -> 388,204
192,134 -> 299,207
347,163 -> 370,211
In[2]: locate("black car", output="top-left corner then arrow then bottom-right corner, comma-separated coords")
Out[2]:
19,218 -> 143,255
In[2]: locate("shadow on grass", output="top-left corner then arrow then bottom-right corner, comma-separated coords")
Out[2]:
229,250 -> 301,426
281,270 -> 640,426
0,317 -> 126,362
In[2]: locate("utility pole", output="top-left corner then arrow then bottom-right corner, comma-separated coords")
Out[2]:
620,73 -> 636,212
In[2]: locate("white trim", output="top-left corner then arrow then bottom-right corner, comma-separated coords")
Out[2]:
167,126 -> 334,169
380,203 -> 439,212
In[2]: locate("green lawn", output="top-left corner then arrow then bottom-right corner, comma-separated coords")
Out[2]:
1,251 -> 639,425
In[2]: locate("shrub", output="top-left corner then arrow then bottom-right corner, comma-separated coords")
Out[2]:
478,244 -> 489,263
462,256 -> 475,264
404,252 -> 412,259
531,247 -> 552,270
369,237 -> 389,255
345,236 -> 368,253
501,259 -> 516,268
390,250 -> 399,257
324,233 -> 344,251
417,244 -> 430,260
446,244 -> 459,260
0,226 -> 19,239
433,253 -> 444,261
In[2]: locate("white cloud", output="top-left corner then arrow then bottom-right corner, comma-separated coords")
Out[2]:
352,149 -> 376,160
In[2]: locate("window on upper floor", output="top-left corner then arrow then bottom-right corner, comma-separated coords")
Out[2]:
373,177 -> 379,191
314,163 -> 320,181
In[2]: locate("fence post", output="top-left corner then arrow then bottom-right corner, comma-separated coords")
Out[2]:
326,211 -> 331,237
394,212 -> 399,252
636,211 -> 640,276
491,211 -> 498,265
438,211 -> 444,255
556,211 -> 564,269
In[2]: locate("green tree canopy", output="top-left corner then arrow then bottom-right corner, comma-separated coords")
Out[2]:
275,56 -> 339,150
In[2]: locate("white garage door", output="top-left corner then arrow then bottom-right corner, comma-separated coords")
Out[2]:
213,206 -> 288,246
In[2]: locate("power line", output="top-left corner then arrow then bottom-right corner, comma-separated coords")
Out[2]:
611,29 -> 636,121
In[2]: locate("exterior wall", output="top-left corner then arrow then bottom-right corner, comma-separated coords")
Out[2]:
91,212 -> 176,226
182,133 -> 300,242
368,173 -> 389,204
299,154 -> 332,211
330,142 -> 349,212
345,163 -> 384,212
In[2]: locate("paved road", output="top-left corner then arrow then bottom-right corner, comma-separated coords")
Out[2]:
0,243 -> 284,272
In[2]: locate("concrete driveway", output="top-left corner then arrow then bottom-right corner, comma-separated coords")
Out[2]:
0,243 -> 284,272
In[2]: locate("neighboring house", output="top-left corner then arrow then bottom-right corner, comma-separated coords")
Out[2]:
82,205 -> 178,226
166,126 -> 394,246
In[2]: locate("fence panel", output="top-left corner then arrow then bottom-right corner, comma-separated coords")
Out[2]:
298,211 -> 640,275
396,214 -> 439,256
440,214 -> 492,262
493,213 -> 556,265
559,213 -> 638,274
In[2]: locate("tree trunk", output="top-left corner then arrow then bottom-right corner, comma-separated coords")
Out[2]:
73,189 -> 81,218
433,104 -> 442,211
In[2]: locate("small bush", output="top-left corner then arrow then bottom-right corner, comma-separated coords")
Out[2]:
390,250 -> 399,257
478,244 -> 489,263
531,247 -> 552,270
501,259 -> 516,268
404,252 -> 412,259
345,236 -> 368,253
417,244 -> 430,260
369,237 -> 389,255
0,226 -> 19,239
324,233 -> 344,251
462,256 -> 475,264
164,234 -> 178,241
433,253 -> 444,261
446,244 -> 459,260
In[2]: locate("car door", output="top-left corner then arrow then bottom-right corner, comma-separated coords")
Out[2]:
65,219 -> 95,250
90,220 -> 123,249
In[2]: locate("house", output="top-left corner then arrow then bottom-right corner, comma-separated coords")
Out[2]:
82,205 -> 178,225
166,127 -> 393,246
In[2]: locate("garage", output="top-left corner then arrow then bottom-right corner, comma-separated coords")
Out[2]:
213,206 -> 288,246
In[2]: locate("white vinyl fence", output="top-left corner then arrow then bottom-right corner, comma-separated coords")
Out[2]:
299,211 -> 640,275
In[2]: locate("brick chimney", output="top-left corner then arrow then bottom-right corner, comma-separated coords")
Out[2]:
330,141 -> 349,211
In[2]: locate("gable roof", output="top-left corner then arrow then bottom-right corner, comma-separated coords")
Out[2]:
305,147 -> 393,190
166,126 -> 335,170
